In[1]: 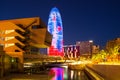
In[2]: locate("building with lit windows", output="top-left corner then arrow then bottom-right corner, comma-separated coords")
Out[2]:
63,45 -> 80,59
76,40 -> 93,58
0,17 -> 52,71
63,40 -> 100,59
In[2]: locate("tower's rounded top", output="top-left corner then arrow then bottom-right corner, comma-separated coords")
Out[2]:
50,7 -> 60,13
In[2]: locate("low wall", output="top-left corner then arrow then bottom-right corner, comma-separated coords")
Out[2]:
86,64 -> 120,80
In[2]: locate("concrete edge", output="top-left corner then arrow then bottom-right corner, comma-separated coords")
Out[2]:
84,67 -> 104,80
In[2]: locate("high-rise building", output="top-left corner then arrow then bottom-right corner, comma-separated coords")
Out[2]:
0,17 -> 52,71
47,7 -> 63,56
76,40 -> 93,58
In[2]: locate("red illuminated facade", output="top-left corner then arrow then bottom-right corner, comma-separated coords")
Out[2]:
47,7 -> 63,56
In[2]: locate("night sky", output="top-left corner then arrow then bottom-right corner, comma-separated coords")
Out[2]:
0,0 -> 120,47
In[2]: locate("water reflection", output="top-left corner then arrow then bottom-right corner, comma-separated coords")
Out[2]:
68,70 -> 88,80
49,66 -> 68,80
50,67 -> 64,80
49,66 -> 89,80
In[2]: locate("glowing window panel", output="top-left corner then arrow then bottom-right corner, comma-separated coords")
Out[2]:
5,30 -> 14,34
5,37 -> 14,41
47,7 -> 63,56
5,43 -> 14,48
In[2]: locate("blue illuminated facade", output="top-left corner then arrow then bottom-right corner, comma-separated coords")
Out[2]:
47,7 -> 63,56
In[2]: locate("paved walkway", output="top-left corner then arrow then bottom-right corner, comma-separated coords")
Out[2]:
1,73 -> 53,80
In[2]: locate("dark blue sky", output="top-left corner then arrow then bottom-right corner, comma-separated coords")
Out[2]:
0,0 -> 120,47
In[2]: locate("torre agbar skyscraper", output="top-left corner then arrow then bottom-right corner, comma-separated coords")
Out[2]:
47,7 -> 64,56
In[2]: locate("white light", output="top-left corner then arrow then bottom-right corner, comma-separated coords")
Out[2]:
89,40 -> 93,43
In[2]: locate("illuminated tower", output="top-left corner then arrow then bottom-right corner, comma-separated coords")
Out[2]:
47,7 -> 63,56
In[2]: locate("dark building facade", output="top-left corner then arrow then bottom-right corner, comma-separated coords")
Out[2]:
76,40 -> 93,58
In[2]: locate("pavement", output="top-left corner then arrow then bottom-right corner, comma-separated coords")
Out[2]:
0,73 -> 53,80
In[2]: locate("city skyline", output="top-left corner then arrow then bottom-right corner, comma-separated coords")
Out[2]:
0,0 -> 120,47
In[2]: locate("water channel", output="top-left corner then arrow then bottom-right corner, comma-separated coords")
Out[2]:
48,65 -> 89,80
2,63 -> 90,80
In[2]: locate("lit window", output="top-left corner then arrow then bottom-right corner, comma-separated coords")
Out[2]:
5,43 -> 14,48
5,30 -> 14,34
5,37 -> 14,41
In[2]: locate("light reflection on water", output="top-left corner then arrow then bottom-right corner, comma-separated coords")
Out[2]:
68,70 -> 88,80
49,66 -> 89,80
49,66 -> 68,80
50,67 -> 64,80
